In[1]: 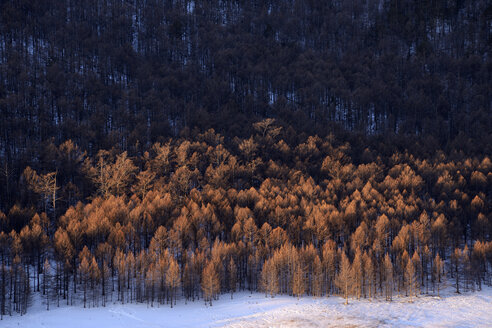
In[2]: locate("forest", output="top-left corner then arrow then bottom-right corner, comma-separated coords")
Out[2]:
0,0 -> 491,317
0,121 -> 491,315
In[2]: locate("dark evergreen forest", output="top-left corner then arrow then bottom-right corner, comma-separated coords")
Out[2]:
0,0 -> 491,315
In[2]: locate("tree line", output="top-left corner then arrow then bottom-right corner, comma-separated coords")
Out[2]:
0,121 -> 490,316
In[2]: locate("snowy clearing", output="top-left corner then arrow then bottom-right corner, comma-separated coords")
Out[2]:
2,287 -> 492,328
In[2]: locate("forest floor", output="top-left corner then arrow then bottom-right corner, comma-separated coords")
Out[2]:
2,286 -> 492,327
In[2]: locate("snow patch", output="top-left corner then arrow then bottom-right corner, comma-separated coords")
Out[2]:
2,287 -> 492,327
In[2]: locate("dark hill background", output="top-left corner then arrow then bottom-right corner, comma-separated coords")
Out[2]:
1,0 -> 490,154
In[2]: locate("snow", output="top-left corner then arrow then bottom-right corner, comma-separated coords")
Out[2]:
187,1 -> 195,14
2,287 -> 492,327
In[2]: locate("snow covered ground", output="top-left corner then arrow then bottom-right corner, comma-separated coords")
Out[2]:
2,287 -> 492,328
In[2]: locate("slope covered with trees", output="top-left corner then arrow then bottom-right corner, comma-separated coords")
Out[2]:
0,121 -> 491,315
0,0 -> 491,159
0,0 -> 491,317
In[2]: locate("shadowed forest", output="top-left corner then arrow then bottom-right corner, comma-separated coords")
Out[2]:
0,0 -> 491,317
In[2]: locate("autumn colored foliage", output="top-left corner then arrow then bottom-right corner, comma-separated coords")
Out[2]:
0,120 -> 490,315
0,0 -> 491,318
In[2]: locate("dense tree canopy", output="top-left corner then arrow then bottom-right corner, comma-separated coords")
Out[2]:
0,0 -> 491,316
0,0 -> 491,160
0,122 -> 490,314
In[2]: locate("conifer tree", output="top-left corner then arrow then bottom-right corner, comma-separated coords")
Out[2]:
312,255 -> 323,298
228,258 -> 237,299
23,168 -> 59,220
411,251 -> 422,295
384,254 -> 393,301
89,257 -> 100,307
322,241 -> 337,295
166,258 -> 181,308
433,254 -> 444,297
363,251 -> 375,300
292,262 -> 305,300
405,258 -> 418,302
452,248 -> 462,294
261,259 -> 279,298
145,264 -> 157,307
202,261 -> 220,306
336,252 -> 352,305
352,248 -> 363,300
79,257 -> 90,308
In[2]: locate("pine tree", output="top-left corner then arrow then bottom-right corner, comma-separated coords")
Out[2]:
145,264 -> 157,307
384,254 -> 393,301
79,257 -> 90,308
452,248 -> 462,294
363,251 -> 374,300
312,255 -> 323,297
166,258 -> 181,308
202,261 -> 220,306
23,167 -> 59,220
322,240 -> 337,295
336,252 -> 352,304
89,257 -> 100,307
261,259 -> 279,298
433,254 -> 444,297
352,248 -> 363,300
100,262 -> 110,307
462,246 -> 472,292
405,258 -> 417,302
292,262 -> 305,300
228,258 -> 237,299
411,251 -> 421,295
